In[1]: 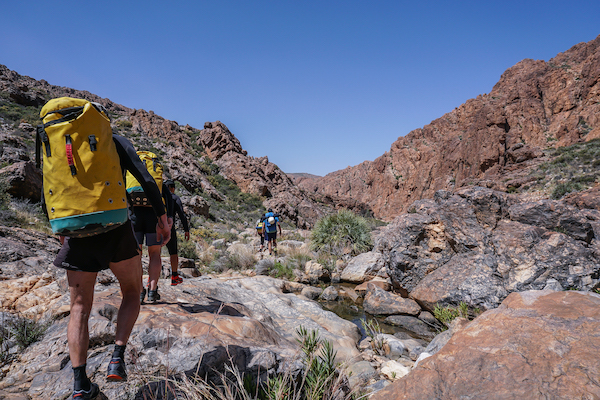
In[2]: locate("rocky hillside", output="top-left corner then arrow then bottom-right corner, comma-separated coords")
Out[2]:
2,35 -> 600,398
299,35 -> 600,221
0,65 -> 338,228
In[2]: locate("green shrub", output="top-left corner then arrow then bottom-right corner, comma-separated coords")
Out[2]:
1,314 -> 49,366
360,318 -> 385,356
270,261 -> 295,280
10,316 -> 49,349
178,237 -> 198,259
433,304 -> 460,328
199,157 -> 220,175
310,209 -> 372,257
551,181 -> 583,199
0,98 -> 42,126
115,119 -> 133,129
0,178 -> 10,210
433,302 -> 481,329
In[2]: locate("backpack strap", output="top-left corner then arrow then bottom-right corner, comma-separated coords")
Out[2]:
88,135 -> 98,151
40,106 -> 84,122
35,125 -> 51,168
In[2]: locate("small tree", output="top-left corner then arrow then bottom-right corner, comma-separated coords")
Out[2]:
310,209 -> 372,257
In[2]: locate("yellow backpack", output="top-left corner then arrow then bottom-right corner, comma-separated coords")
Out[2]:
125,151 -> 163,206
37,97 -> 128,237
256,221 -> 264,234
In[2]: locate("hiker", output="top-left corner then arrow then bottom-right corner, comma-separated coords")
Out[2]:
255,214 -> 265,252
38,98 -> 171,399
263,208 -> 282,255
126,152 -> 174,304
165,179 -> 190,285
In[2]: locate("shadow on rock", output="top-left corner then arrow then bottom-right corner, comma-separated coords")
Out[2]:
134,345 -> 286,400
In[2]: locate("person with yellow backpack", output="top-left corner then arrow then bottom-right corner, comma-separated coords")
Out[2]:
125,151 -> 174,304
37,97 -> 171,399
256,214 -> 266,252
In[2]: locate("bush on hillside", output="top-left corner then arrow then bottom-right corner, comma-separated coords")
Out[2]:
310,209 -> 372,257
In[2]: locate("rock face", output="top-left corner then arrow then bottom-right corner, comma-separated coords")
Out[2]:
199,121 -> 326,228
0,161 -> 42,201
299,35 -> 600,221
373,186 -> 600,311
371,290 -> 600,400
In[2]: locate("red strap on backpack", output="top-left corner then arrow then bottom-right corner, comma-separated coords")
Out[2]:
65,135 -> 77,175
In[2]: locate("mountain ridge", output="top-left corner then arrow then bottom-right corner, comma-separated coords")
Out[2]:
2,34 -> 600,225
298,34 -> 600,220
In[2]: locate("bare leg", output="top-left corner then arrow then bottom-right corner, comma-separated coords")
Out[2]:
147,245 -> 162,291
110,255 -> 142,345
67,270 -> 98,367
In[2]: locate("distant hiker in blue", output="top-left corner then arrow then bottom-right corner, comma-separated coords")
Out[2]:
262,208 -> 282,255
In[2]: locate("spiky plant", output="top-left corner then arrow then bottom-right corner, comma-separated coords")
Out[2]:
310,209 -> 372,257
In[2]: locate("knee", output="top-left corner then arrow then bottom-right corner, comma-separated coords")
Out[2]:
70,303 -> 91,322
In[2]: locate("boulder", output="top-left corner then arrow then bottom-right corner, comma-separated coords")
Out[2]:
384,315 -> 438,339
0,161 -> 42,202
300,286 -> 322,300
340,251 -> 385,283
376,187 -> 600,311
508,199 -> 595,243
345,360 -> 377,388
380,360 -> 411,381
303,260 -> 330,283
363,284 -> 421,316
319,286 -> 338,301
188,195 -> 210,217
355,277 -> 390,296
371,290 -> 600,400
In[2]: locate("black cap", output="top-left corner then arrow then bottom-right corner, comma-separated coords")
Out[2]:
165,179 -> 175,187
268,208 -> 273,212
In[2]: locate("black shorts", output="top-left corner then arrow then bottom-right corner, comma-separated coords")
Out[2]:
265,231 -> 277,241
53,220 -> 140,272
165,226 -> 178,255
131,206 -> 161,246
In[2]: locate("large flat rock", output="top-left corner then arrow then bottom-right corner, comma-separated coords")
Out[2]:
371,290 -> 600,400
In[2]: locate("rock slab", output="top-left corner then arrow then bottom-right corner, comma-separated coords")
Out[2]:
371,290 -> 600,400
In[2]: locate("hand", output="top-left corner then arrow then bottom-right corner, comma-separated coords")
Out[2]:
184,231 -> 190,241
59,236 -> 66,245
156,214 -> 172,246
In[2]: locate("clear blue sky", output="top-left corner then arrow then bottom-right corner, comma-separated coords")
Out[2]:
1,1 -> 599,176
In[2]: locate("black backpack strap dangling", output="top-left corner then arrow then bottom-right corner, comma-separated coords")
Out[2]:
36,125 -> 51,168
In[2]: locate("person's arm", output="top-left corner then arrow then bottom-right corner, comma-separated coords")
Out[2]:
173,194 -> 190,233
278,221 -> 282,235
162,183 -> 175,218
114,135 -> 165,217
113,135 -> 170,244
